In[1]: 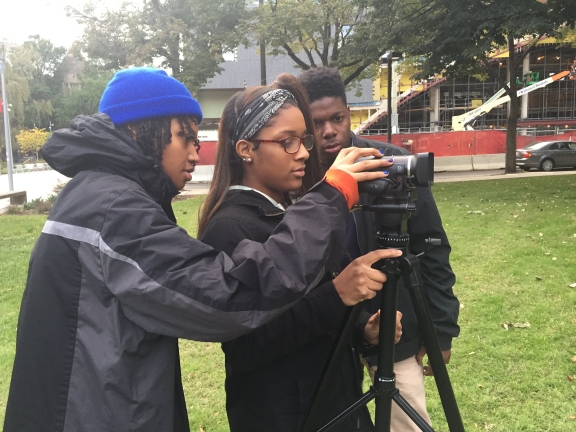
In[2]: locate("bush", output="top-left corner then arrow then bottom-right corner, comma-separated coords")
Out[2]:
45,194 -> 58,204
23,198 -> 44,211
3,180 -> 68,216
4,205 -> 23,215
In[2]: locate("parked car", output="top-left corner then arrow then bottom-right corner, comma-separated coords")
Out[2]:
516,140 -> 576,171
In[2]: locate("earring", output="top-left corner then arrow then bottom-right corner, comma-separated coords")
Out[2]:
245,157 -> 253,163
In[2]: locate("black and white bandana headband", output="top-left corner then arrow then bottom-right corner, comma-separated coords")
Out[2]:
232,89 -> 297,144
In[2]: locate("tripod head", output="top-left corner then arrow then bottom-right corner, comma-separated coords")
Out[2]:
358,152 -> 440,256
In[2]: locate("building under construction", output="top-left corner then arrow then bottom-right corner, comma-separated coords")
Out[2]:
352,38 -> 576,135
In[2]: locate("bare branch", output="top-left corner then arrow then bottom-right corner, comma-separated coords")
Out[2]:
320,20 -> 331,65
282,43 -> 310,70
297,30 -> 316,67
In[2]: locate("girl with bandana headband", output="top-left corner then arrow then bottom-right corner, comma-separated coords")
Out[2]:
199,74 -> 401,431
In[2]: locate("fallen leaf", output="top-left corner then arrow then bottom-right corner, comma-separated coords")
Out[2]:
513,322 -> 531,328
469,352 -> 476,355
460,303 -> 465,309
553,257 -> 557,260
569,283 -> 576,288
571,356 -> 576,363
570,415 -> 575,420
544,252 -> 551,256
477,384 -> 484,388
540,233 -> 544,237
535,276 -> 542,281
568,376 -> 575,382
501,322 -> 531,330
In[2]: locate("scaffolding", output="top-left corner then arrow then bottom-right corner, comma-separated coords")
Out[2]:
362,44 -> 576,135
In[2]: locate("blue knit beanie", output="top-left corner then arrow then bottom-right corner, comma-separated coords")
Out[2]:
99,67 -> 203,126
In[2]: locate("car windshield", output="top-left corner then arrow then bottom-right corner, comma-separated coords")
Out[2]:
525,142 -> 552,150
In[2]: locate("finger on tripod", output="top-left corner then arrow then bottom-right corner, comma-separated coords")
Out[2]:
359,248 -> 402,267
365,279 -> 384,292
364,289 -> 377,301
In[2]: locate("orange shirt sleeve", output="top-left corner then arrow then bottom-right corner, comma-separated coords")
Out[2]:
323,168 -> 358,209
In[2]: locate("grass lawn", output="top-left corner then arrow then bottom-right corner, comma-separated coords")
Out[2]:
1,177 -> 576,431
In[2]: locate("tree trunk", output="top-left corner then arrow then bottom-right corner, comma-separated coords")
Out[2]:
505,35 -> 518,174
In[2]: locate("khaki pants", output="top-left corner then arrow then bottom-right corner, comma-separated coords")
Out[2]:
362,355 -> 431,432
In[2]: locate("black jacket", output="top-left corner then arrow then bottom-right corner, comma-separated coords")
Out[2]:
352,134 -> 460,362
201,189 -> 374,432
4,114 -> 352,432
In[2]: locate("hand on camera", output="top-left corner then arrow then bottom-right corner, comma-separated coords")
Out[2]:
333,249 -> 402,306
363,310 -> 403,345
329,147 -> 392,183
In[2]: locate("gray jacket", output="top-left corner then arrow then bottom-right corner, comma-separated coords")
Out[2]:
3,114 -> 349,431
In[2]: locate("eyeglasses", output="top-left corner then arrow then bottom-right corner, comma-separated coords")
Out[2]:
251,135 -> 314,154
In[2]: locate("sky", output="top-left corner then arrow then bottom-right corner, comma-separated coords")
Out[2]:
1,0 -> 120,49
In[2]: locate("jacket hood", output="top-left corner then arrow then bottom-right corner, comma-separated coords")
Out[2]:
41,113 -> 179,219
41,113 -> 154,178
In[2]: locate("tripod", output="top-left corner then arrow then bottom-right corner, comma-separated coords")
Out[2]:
302,194 -> 465,432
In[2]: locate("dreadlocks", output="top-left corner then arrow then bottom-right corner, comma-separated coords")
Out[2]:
118,116 -> 198,164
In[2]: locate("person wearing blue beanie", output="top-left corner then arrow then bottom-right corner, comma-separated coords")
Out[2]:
4,63 -> 395,432
99,67 -> 204,190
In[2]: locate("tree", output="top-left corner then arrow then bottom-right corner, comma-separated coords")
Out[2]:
559,25 -> 576,46
409,0 -> 576,173
68,0 -> 248,92
245,0 -> 432,84
16,128 -> 51,160
4,37 -> 67,130
52,64 -> 114,127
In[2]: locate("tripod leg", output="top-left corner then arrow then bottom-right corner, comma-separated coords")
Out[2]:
391,392 -> 435,432
374,268 -> 401,432
301,304 -> 363,432
316,389 -> 377,432
401,257 -> 465,432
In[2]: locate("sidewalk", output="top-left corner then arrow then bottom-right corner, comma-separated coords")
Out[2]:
179,168 -> 576,197
0,170 -> 69,212
3,167 -> 576,209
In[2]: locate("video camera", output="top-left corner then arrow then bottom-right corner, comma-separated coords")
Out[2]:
357,152 -> 435,249
358,152 -> 434,196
